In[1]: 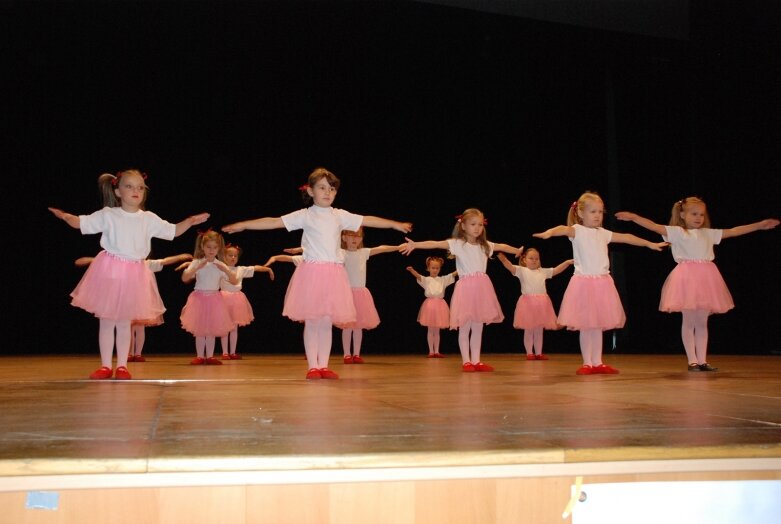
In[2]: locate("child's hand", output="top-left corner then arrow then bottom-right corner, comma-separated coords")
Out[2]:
649,241 -> 670,251
395,222 -> 413,234
516,246 -> 524,259
48,207 -> 66,219
222,222 -> 244,234
759,218 -> 780,230
189,213 -> 210,226
614,212 -> 636,221
400,237 -> 416,255
405,266 -> 414,272
264,267 -> 275,281
532,231 -> 550,240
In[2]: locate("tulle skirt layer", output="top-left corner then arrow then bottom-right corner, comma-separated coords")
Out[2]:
417,297 -> 450,328
282,262 -> 356,326
513,294 -> 559,330
344,287 -> 380,329
70,250 -> 165,323
449,273 -> 504,329
558,274 -> 626,331
221,290 -> 255,326
133,316 -> 164,327
180,291 -> 235,337
659,260 -> 734,313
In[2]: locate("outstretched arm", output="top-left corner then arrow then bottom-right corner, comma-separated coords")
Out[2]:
551,259 -> 575,277
721,218 -> 779,240
405,266 -> 423,280
495,252 -> 516,274
400,238 -> 449,256
264,254 -> 295,266
251,265 -> 275,281
283,247 -> 303,255
159,253 -> 193,267
74,256 -> 95,267
369,244 -> 405,256
533,225 -> 575,239
614,212 -> 666,236
611,232 -> 669,251
48,207 -> 81,229
175,213 -> 210,237
222,217 -> 285,234
493,243 -> 524,258
361,216 -> 413,234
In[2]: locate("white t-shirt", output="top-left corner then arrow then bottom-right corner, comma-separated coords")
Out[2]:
281,206 -> 363,263
663,226 -> 722,262
186,259 -> 230,291
513,266 -> 554,295
342,248 -> 371,288
220,266 -> 256,292
418,273 -> 456,298
145,259 -> 164,273
447,239 -> 494,276
79,207 -> 176,260
570,224 -> 612,276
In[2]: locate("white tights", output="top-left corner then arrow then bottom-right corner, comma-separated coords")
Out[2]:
458,321 -> 484,364
221,328 -> 239,355
578,329 -> 603,366
426,327 -> 441,354
195,336 -> 217,359
304,317 -> 333,369
130,325 -> 145,356
523,327 -> 544,355
98,318 -> 131,368
341,328 -> 363,357
681,309 -> 710,364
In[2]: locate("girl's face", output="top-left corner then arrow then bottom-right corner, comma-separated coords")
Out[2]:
426,261 -> 442,277
202,240 -> 220,261
113,173 -> 147,211
224,247 -> 240,266
307,177 -> 337,208
523,250 -> 541,269
578,200 -> 604,228
460,215 -> 484,242
680,202 -> 707,229
342,232 -> 362,251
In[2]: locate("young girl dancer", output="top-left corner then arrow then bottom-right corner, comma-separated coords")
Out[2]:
340,228 -> 403,364
49,169 -> 208,380
219,244 -> 275,360
75,252 -> 193,362
616,198 -> 778,371
180,230 -> 238,365
222,167 -> 412,380
496,249 -> 573,360
534,191 -> 668,375
401,208 -> 522,372
405,257 -> 457,358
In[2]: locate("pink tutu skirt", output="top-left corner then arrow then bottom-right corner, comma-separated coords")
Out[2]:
659,260 -> 734,313
418,297 -> 450,328
557,274 -> 626,331
180,290 -> 235,337
70,250 -> 165,323
282,262 -> 356,327
221,290 -> 255,326
513,294 -> 559,330
344,287 -> 380,329
133,315 -> 164,327
449,273 -> 504,329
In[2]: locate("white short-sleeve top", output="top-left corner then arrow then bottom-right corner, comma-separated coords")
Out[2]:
220,266 -> 256,292
570,224 -> 612,276
663,226 -> 722,262
418,273 -> 456,298
447,239 -> 494,276
186,259 -> 229,291
79,207 -> 176,260
513,266 -> 554,295
342,248 -> 371,287
281,206 -> 363,263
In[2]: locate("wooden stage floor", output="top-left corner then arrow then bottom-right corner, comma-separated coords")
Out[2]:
1,352 -> 779,486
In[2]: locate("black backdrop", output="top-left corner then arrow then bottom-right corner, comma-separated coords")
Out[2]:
6,1 -> 779,357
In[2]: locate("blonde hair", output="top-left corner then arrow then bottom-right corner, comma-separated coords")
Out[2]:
567,191 -> 604,226
519,247 -> 540,268
193,229 -> 226,259
222,243 -> 243,263
425,256 -> 444,269
669,196 -> 710,228
450,208 -> 491,257
98,169 -> 148,209
300,167 -> 341,206
341,227 -> 365,249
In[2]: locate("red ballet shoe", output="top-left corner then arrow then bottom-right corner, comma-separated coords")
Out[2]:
351,356 -> 364,364
114,366 -> 132,380
205,357 -> 223,365
462,362 -> 476,372
474,362 -> 494,372
526,354 -> 536,361
535,354 -> 549,360
306,368 -> 322,380
575,365 -> 594,375
89,366 -> 113,380
229,353 -> 242,360
190,357 -> 205,365
343,355 -> 353,364
592,364 -> 619,374
319,368 -> 340,379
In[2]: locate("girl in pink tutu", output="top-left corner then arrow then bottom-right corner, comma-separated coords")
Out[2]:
534,192 -> 668,375
339,228 -> 403,364
496,249 -> 573,361
616,198 -> 778,371
222,167 -> 412,380
219,244 -> 275,360
401,208 -> 523,372
180,230 -> 238,365
405,257 -> 457,358
75,252 -> 194,362
48,169 -> 208,380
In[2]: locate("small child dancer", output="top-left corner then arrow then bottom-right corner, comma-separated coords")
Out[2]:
75,252 -> 193,362
401,208 -> 522,372
223,167 -> 412,380
405,257 -> 457,358
180,229 -> 238,365
219,243 -> 275,360
616,198 -> 778,371
534,191 -> 668,375
496,250 -> 573,360
340,227 -> 403,364
49,169 -> 208,380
